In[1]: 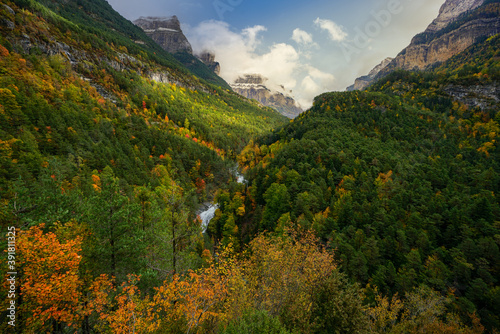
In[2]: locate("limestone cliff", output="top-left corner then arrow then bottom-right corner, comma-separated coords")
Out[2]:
347,0 -> 500,90
347,57 -> 393,91
231,74 -> 303,119
425,0 -> 483,32
379,13 -> 500,74
134,16 -> 192,54
197,52 -> 221,75
444,83 -> 499,110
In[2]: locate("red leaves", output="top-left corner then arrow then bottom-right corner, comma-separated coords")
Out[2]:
195,178 -> 206,192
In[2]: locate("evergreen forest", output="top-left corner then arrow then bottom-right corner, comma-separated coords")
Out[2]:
0,0 -> 499,333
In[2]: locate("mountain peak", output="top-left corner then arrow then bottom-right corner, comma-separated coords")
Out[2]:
234,74 -> 268,85
231,74 -> 302,118
347,0 -> 499,91
346,57 -> 393,91
134,16 -> 192,54
197,51 -> 221,75
425,0 -> 484,32
136,15 -> 179,23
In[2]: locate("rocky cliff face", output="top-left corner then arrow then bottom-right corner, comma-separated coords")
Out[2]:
0,4 -> 209,104
231,74 -> 303,119
425,0 -> 483,32
134,16 -> 192,54
347,57 -> 393,91
197,52 -> 221,75
348,0 -> 500,90
379,16 -> 499,74
444,83 -> 499,110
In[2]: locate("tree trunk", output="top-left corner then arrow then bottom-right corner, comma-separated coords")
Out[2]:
172,210 -> 176,276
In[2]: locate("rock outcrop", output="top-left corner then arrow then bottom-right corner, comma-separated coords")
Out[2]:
425,0 -> 483,32
444,83 -> 499,110
347,0 -> 500,90
379,17 -> 499,74
347,57 -> 393,91
1,4 -> 15,30
231,74 -> 303,119
134,16 -> 192,54
197,52 -> 221,75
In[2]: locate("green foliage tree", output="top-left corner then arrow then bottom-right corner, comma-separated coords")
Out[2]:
85,166 -> 143,282
261,183 -> 290,231
221,309 -> 291,334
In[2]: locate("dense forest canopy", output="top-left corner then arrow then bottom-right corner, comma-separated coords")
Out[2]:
214,33 -> 500,331
0,0 -> 499,333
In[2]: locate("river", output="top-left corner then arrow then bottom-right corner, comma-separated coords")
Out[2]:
198,165 -> 246,233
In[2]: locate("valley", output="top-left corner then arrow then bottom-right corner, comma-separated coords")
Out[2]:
0,0 -> 499,333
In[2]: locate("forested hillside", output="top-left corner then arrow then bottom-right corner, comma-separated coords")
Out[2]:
0,0 -> 285,216
213,34 -> 500,331
0,0 -> 499,333
0,1 -> 288,331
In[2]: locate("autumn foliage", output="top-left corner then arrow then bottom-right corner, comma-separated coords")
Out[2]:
15,223 -> 84,331
0,0 -> 498,333
2,222 -> 489,333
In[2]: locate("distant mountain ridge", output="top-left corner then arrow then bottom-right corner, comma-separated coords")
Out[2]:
134,16 -> 230,89
347,0 -> 500,90
197,51 -> 221,76
231,74 -> 303,119
133,16 -> 301,117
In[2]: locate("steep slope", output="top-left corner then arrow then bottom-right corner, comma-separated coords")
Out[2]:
425,0 -> 484,32
0,2 -> 286,323
370,33 -> 500,111
215,35 -> 500,331
348,0 -> 500,90
0,0 -> 285,192
134,15 -> 231,89
134,16 -> 193,54
132,15 -> 299,116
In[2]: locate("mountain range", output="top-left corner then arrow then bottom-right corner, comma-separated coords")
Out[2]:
0,0 -> 499,333
133,15 -> 303,118
231,74 -> 303,119
348,0 -> 500,91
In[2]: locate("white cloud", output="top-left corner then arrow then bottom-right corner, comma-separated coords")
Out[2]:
298,65 -> 335,107
242,25 -> 267,48
314,18 -> 347,42
292,28 -> 314,45
185,20 -> 336,109
186,21 -> 301,89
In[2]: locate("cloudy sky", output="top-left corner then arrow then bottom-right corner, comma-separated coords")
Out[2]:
106,0 -> 444,108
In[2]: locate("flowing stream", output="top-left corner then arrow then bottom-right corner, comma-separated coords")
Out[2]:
199,204 -> 218,233
199,165 -> 246,233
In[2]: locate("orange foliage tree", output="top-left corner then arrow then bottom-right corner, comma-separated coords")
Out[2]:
86,274 -> 155,334
16,223 -> 84,331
